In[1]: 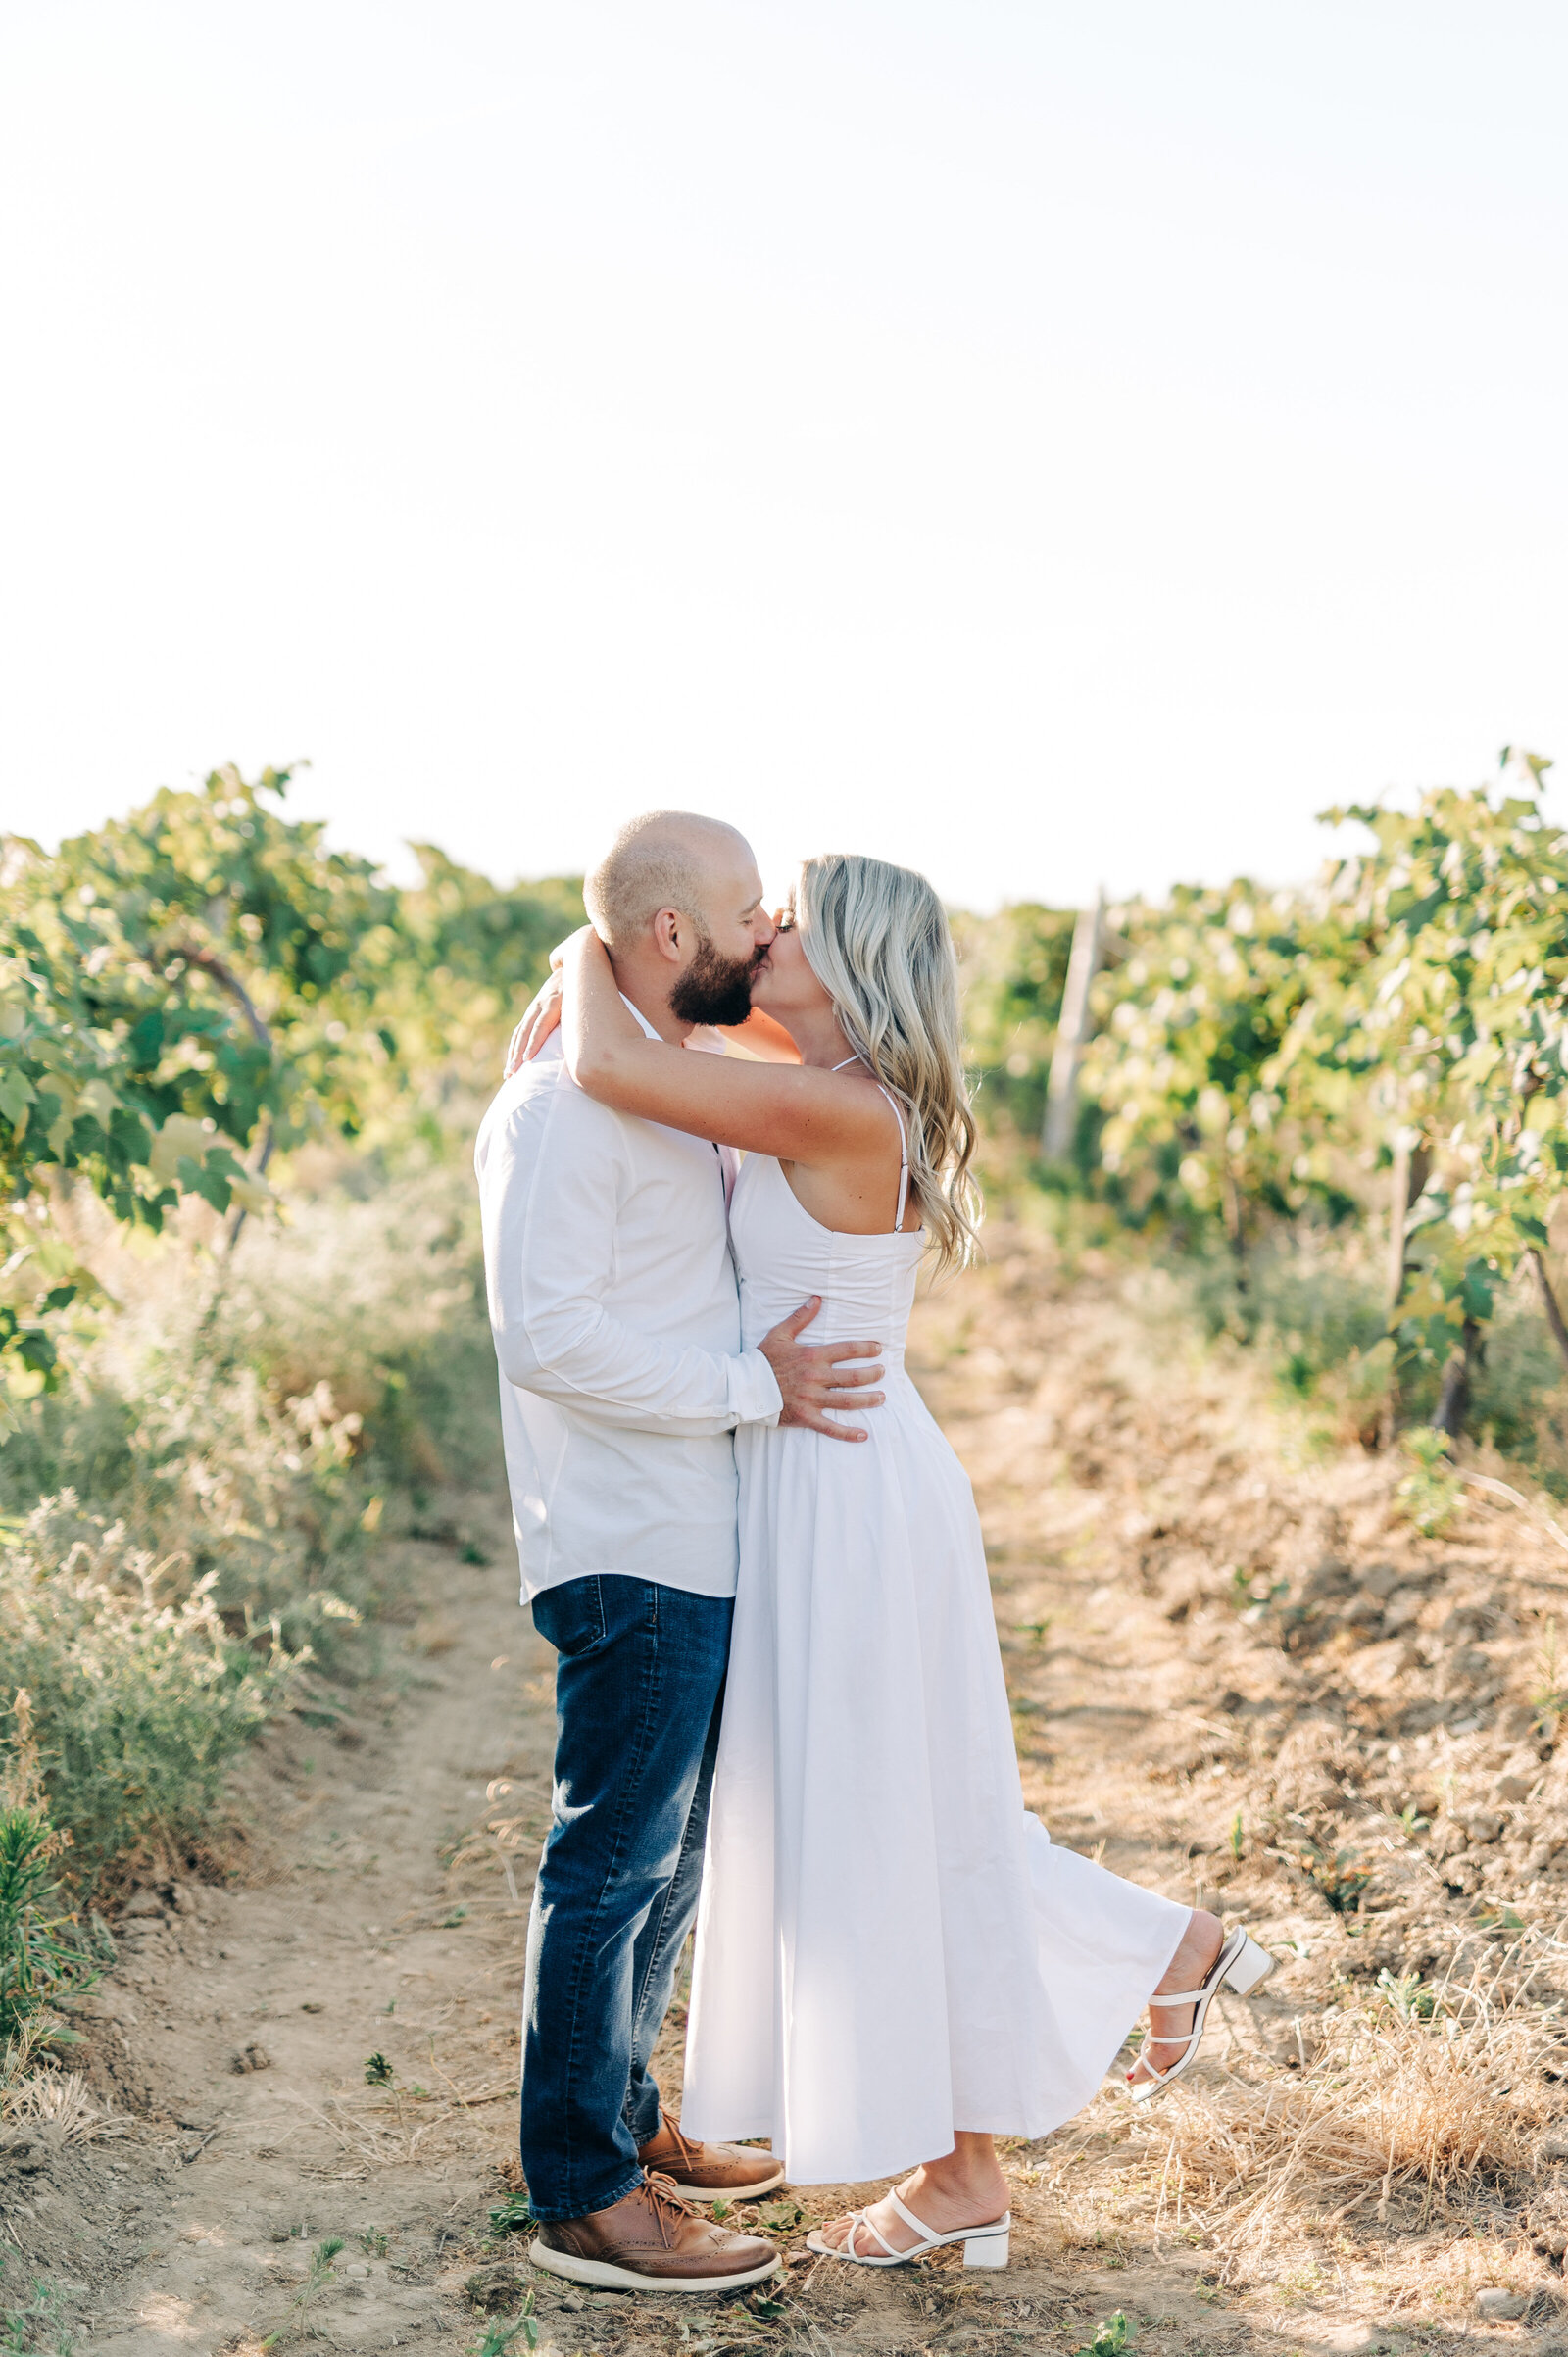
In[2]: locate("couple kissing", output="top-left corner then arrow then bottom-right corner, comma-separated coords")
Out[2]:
475,810 -> 1276,2294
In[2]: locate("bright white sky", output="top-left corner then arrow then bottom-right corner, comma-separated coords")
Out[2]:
3,3 -> 1566,910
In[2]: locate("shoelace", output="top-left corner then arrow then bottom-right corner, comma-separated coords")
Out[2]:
641,2172 -> 699,2247
654,2110 -> 702,2173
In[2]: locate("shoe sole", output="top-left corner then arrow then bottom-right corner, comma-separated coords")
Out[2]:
528,2237 -> 783,2293
660,2165 -> 786,2201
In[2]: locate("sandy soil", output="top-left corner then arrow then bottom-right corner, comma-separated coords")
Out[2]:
18,1237 -> 1568,2354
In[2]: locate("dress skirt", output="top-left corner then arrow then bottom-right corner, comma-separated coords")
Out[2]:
678,1372 -> 1190,2187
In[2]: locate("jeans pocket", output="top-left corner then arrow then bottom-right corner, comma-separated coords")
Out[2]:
532,1575 -> 607,1660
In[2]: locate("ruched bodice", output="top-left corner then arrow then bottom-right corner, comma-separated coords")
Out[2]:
731,1153 -> 924,1374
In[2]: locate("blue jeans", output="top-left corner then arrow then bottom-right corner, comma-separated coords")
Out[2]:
520,1574 -> 733,2223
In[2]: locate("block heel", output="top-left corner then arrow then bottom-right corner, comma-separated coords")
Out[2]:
1127,1922 -> 1281,2105
1222,1932 -> 1276,1997
807,2199 -> 1011,2270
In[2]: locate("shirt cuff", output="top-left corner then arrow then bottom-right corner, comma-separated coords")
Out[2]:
731,1349 -> 783,1429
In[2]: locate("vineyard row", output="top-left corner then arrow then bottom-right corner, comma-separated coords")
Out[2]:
5,754 -> 1567,1448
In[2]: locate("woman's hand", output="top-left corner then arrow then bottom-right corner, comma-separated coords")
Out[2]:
503,927 -> 595,1077
505,973 -> 564,1075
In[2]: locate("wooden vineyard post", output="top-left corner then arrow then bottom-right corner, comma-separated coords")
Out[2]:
1383,1125 -> 1428,1448
1432,1320 -> 1482,1437
1385,1133 -> 1414,1326
1042,893 -> 1105,1162
1528,1246 -> 1568,1379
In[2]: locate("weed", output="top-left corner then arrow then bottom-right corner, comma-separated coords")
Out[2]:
472,2292 -> 537,2357
0,2272 -> 72,2355
487,2192 -> 535,2238
0,1162 -> 501,1896
0,1502 -> 312,1888
1073,2311 -> 1134,2357
0,1805 -> 95,2047
0,2012 -> 65,2106
0,1694 -> 103,2051
1377,1968 -> 1439,2022
364,2050 -> 394,2086
1534,1621 -> 1568,1739
262,2236 -> 344,2347
1229,1810 -> 1245,1860
1231,1567 -> 1289,1617
710,2196 -> 733,2221
1396,1429 -> 1463,1538
1270,1835 -> 1372,1914
358,2229 -> 389,2257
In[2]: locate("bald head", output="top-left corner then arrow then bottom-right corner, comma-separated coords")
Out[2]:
582,810 -> 773,1035
585,810 -> 757,949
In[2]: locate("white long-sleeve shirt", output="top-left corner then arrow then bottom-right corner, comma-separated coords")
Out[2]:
474,1027 -> 783,1601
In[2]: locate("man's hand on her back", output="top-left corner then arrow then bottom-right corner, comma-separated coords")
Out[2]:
760,1299 -> 885,1442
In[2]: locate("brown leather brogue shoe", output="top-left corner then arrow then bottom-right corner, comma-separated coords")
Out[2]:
638,2110 -> 785,2200
530,2173 -> 782,2292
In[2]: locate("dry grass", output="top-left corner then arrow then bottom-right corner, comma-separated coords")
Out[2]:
1143,1942 -> 1559,2279
3,2063 -> 122,2140
258,2068 -> 516,2174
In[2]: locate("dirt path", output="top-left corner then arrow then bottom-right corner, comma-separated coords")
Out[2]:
22,1242 -> 1546,2354
58,1483 -> 553,2354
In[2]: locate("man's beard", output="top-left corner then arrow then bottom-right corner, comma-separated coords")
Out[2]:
669,932 -> 761,1028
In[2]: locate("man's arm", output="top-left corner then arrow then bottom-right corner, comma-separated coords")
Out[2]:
478,1086 -> 884,1440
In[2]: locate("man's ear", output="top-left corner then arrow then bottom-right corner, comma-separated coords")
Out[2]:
650,908 -> 689,966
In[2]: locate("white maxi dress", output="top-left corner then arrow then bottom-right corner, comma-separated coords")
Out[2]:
679,1115 -> 1191,2187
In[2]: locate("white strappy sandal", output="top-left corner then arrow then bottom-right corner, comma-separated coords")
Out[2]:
807,2188 -> 1010,2271
1126,1926 -> 1277,2105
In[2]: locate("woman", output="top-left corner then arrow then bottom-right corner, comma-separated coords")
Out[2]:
549,852 -> 1272,2269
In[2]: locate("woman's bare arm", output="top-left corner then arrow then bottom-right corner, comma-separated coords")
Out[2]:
563,930 -> 884,1162
503,953 -> 799,1080
713,1007 -> 802,1064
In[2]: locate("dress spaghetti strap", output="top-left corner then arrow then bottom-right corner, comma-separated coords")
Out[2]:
829,1055 -> 909,1231
878,1088 -> 911,1232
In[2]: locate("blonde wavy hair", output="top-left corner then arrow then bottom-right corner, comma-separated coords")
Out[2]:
795,852 -> 982,1276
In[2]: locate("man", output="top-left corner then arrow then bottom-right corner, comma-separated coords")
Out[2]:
475,811 -> 885,2294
